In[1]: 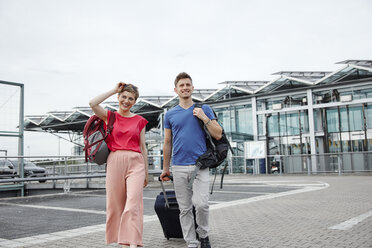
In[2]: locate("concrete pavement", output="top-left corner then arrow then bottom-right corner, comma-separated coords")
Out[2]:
0,175 -> 371,248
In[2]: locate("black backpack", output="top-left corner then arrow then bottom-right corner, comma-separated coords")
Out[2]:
195,121 -> 232,170
192,103 -> 234,193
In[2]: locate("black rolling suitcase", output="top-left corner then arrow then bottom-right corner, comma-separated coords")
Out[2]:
154,176 -> 183,239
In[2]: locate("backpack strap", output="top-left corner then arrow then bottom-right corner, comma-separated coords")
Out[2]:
194,103 -> 216,150
84,115 -> 102,162
106,111 -> 116,135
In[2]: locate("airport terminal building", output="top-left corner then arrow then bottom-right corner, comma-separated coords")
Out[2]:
24,60 -> 372,174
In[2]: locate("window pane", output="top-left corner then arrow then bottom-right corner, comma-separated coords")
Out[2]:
326,109 -> 339,133
258,115 -> 263,136
267,114 -> 279,136
288,113 -> 299,135
367,105 -> 372,129
236,105 -> 252,135
328,133 -> 341,153
340,107 -> 349,132
215,108 -> 231,132
279,114 -> 286,136
349,106 -> 363,131
300,111 -> 309,133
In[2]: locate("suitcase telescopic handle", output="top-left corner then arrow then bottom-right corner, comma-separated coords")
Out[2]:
158,175 -> 174,208
158,175 -> 173,181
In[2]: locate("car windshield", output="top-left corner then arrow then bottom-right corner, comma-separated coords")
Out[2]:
0,160 -> 14,169
25,162 -> 38,167
10,161 -> 38,168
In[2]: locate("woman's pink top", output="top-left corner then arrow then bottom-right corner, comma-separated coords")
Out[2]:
105,110 -> 148,153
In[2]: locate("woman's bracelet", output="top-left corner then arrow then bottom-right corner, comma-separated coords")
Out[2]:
205,119 -> 211,126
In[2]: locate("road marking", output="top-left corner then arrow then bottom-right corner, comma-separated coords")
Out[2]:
329,210 -> 372,230
210,182 -> 329,211
1,215 -> 157,247
0,202 -> 106,215
0,189 -> 107,201
212,190 -> 271,195
69,193 -> 106,197
143,196 -> 156,200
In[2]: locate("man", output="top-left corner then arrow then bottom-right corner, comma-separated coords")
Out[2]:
273,152 -> 280,166
272,151 -> 282,173
160,72 -> 222,248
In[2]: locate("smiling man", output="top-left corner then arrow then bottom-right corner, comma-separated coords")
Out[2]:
160,72 -> 222,248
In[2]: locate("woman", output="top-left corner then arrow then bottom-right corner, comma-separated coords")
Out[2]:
89,82 -> 149,248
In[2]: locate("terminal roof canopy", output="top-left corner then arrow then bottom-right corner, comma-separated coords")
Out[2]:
336,60 -> 372,68
24,60 -> 372,134
317,61 -> 372,85
206,81 -> 267,101
272,71 -> 332,83
256,71 -> 327,94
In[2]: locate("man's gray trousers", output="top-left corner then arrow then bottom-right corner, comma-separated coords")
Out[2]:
172,165 -> 210,248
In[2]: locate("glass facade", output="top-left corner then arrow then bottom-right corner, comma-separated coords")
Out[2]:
313,85 -> 372,104
257,93 -> 308,111
213,105 -> 254,173
217,85 -> 372,174
214,105 -> 253,141
325,105 -> 368,154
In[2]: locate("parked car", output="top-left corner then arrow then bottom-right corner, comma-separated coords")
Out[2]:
0,160 -> 17,178
9,160 -> 48,183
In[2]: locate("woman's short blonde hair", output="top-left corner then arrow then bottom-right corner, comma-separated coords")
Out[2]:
119,84 -> 139,100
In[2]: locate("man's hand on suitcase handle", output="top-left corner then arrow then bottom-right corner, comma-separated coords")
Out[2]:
159,171 -> 173,181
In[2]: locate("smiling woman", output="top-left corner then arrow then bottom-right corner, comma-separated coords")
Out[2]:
117,84 -> 138,114
88,82 -> 149,248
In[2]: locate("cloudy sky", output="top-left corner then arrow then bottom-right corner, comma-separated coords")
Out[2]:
1,0 -> 372,156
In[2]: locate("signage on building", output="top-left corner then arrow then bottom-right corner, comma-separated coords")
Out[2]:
244,141 -> 266,159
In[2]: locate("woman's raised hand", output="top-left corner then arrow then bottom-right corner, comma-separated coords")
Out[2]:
114,82 -> 126,93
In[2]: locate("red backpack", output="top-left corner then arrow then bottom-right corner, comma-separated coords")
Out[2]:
83,113 -> 116,165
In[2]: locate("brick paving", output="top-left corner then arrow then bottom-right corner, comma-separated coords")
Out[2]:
1,175 -> 371,248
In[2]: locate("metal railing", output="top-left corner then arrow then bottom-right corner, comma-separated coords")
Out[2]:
0,155 -> 162,195
220,151 -> 372,175
266,151 -> 372,175
1,152 -> 371,196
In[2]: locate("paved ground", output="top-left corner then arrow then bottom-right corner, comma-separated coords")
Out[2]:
0,174 -> 371,248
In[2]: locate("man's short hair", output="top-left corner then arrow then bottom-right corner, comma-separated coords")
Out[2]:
174,72 -> 192,87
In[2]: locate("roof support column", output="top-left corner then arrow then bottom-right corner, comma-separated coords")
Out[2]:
307,89 -> 317,173
251,96 -> 262,174
252,96 -> 258,141
18,83 -> 25,196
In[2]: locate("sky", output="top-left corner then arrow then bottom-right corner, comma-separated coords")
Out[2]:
0,0 -> 372,156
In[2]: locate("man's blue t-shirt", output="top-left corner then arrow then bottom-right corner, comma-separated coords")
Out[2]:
164,103 -> 215,165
